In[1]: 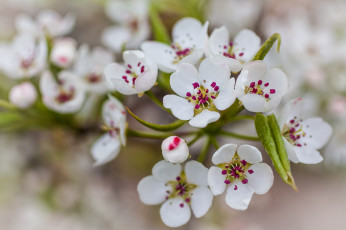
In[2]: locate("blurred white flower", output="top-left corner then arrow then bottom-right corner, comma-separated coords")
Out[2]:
208,27 -> 260,72
104,50 -> 158,95
9,82 -> 37,109
0,33 -> 46,79
15,10 -> 75,38
91,95 -> 126,166
163,58 -> 236,128
162,136 -> 189,164
235,61 -> 288,113
208,144 -> 273,210
141,17 -> 209,73
102,0 -> 150,52
74,44 -> 114,94
278,98 -> 333,164
50,37 -> 76,69
137,160 -> 213,227
324,126 -> 346,168
328,96 -> 346,118
40,70 -> 85,113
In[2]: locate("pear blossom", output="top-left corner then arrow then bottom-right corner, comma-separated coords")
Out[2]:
163,58 -> 236,128
91,95 -> 126,166
40,70 -> 85,113
235,60 -> 288,113
9,82 -> 37,109
50,38 -> 77,69
208,144 -> 274,210
141,17 -> 209,73
278,98 -> 332,164
104,50 -> 158,95
102,0 -> 150,52
137,160 -> 213,227
0,33 -> 46,79
74,44 -> 114,94
208,27 -> 260,72
162,136 -> 189,164
15,10 -> 75,37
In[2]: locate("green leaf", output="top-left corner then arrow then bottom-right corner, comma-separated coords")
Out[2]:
126,107 -> 186,132
252,33 -> 281,61
149,5 -> 170,44
255,113 -> 297,191
267,114 -> 297,191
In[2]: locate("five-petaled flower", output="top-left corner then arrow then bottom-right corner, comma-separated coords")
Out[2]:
208,27 -> 261,72
235,60 -> 288,113
163,58 -> 236,128
137,160 -> 213,227
141,17 -> 208,73
91,95 -> 126,166
104,50 -> 158,95
278,98 -> 333,164
208,144 -> 274,210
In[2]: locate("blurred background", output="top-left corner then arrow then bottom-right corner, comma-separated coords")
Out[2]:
0,0 -> 346,229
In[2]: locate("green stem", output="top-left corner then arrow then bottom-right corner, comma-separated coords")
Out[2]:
210,136 -> 220,149
0,99 -> 17,110
197,136 -> 211,162
219,130 -> 259,141
127,129 -> 172,139
145,90 -> 169,112
187,133 -> 203,146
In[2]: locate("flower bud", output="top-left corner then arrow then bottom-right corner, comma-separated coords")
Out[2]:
50,37 -> 76,68
9,82 -> 37,109
161,136 -> 189,163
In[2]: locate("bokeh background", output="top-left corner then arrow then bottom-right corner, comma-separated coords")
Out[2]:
1,0 -> 346,229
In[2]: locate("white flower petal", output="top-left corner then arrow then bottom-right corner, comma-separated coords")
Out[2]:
301,118 -> 332,150
102,26 -> 131,52
214,78 -> 236,111
245,163 -> 274,194
208,166 -> 226,195
160,197 -> 191,228
278,97 -> 304,129
141,41 -> 176,73
283,138 -> 299,163
211,55 -> 243,73
152,160 -> 182,182
191,186 -> 213,218
189,110 -> 220,128
241,94 -> 267,113
162,136 -> 189,164
135,70 -> 158,93
233,29 -> 261,62
185,160 -> 208,186
294,146 -> 323,164
104,63 -> 137,95
263,67 -> 288,97
225,181 -> 254,210
163,95 -> 194,120
209,26 -> 229,56
179,48 -> 204,66
199,58 -> 230,89
137,176 -> 169,205
237,144 -> 262,164
170,63 -> 199,97
212,143 -> 238,165
91,133 -> 121,166
172,17 -> 206,49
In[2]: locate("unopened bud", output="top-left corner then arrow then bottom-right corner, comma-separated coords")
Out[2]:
9,82 -> 37,109
50,37 -> 76,68
161,136 -> 189,163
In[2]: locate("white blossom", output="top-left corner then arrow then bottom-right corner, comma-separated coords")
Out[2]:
208,144 -> 273,210
9,82 -> 37,109
50,38 -> 76,69
162,136 -> 189,164
235,60 -> 288,113
104,50 -> 158,95
74,44 -> 114,94
137,160 -> 213,227
141,17 -> 209,73
278,98 -> 333,164
163,58 -> 236,128
91,95 -> 126,166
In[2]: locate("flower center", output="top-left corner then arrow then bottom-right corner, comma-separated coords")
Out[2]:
218,41 -> 245,61
171,43 -> 192,64
244,80 -> 276,101
121,63 -> 146,88
218,153 -> 254,190
282,117 -> 308,147
101,120 -> 120,137
87,73 -> 102,83
185,81 -> 220,113
21,58 -> 34,70
166,174 -> 197,208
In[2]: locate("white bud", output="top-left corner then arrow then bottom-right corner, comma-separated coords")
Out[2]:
9,82 -> 37,109
161,136 -> 189,164
50,37 -> 76,68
